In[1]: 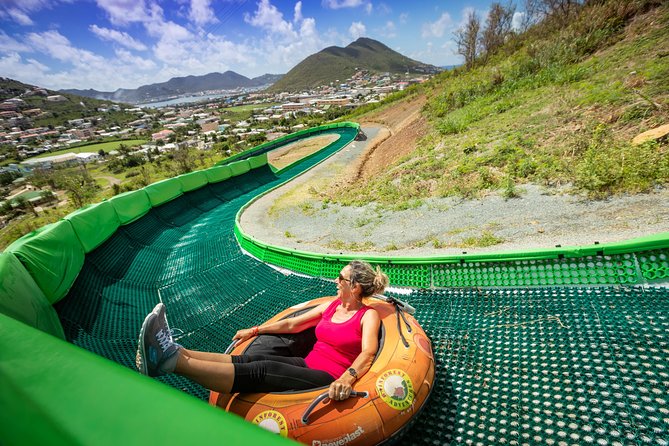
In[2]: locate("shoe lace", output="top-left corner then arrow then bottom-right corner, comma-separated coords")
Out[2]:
168,328 -> 184,340
156,327 -> 184,352
156,328 -> 173,352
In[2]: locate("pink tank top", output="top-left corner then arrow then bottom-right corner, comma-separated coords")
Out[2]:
304,299 -> 371,379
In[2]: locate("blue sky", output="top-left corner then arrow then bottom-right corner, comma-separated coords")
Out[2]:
0,0 -> 525,91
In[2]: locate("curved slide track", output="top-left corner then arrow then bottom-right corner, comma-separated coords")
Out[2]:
1,122 -> 668,446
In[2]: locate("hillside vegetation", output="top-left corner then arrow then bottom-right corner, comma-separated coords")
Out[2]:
331,0 -> 669,208
269,38 -> 439,93
0,78 -> 137,129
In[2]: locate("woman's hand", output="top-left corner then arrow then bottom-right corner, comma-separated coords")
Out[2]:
328,378 -> 353,401
232,328 -> 256,343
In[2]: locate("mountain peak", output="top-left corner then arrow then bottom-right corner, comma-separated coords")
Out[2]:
269,37 -> 440,92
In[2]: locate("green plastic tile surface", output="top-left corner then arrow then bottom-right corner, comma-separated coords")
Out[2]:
51,123 -> 669,445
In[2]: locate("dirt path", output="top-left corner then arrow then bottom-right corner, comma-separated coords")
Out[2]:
345,94 -> 428,181
239,121 -> 669,256
99,175 -> 121,187
268,135 -> 340,170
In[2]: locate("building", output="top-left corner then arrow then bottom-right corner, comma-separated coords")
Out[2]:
151,129 -> 174,141
46,95 -> 67,102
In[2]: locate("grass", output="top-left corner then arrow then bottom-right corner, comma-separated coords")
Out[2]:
29,139 -> 147,159
326,240 -> 376,252
329,2 -> 669,208
458,231 -> 504,248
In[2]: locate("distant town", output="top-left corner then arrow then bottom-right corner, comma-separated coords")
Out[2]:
0,69 -> 431,231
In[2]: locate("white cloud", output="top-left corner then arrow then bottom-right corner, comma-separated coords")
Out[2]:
95,0 -> 150,26
0,31 -> 31,52
294,1 -> 303,23
90,25 -> 148,51
409,38 -> 462,67
378,20 -> 396,39
244,0 -> 295,37
0,1 -> 73,26
144,3 -> 192,41
349,21 -> 366,40
6,8 -> 34,25
399,12 -> 408,24
365,3 -> 372,15
322,0 -> 366,9
512,11 -> 525,31
457,7 -> 476,27
189,0 -> 218,27
421,12 -> 452,38
27,30 -> 105,65
114,48 -> 156,70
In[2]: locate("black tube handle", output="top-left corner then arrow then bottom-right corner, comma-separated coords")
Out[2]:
301,390 -> 369,424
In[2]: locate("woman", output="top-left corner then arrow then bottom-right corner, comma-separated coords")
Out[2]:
136,260 -> 388,401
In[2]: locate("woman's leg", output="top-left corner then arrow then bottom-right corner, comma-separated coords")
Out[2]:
179,348 -> 233,363
231,358 -> 334,393
174,350 -> 235,393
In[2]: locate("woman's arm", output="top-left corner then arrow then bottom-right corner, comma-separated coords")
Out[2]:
328,309 -> 381,400
232,299 -> 333,343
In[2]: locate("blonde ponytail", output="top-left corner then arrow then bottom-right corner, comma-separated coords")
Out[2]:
348,260 -> 389,297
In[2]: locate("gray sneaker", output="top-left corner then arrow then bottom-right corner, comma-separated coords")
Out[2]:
136,303 -> 180,377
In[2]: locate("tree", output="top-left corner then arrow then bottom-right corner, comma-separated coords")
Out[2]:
522,0 -> 582,29
480,2 -> 516,60
0,171 -> 20,187
15,196 -> 38,217
454,10 -> 482,69
57,172 -> 99,208
172,146 -> 196,175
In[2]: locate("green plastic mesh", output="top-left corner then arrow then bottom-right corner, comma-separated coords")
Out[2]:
55,125 -> 669,445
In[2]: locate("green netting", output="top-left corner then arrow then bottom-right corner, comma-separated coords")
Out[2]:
65,201 -> 120,253
2,120 -> 662,445
48,123 -> 669,445
6,220 -> 85,304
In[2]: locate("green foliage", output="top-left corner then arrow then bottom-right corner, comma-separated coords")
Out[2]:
326,239 -> 376,252
330,0 -> 669,209
574,125 -> 669,198
459,231 -> 504,248
269,38 -> 435,93
0,171 -> 20,187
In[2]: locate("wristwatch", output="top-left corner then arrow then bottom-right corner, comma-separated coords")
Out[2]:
347,367 -> 358,380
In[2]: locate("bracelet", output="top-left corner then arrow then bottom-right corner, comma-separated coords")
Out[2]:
251,326 -> 259,337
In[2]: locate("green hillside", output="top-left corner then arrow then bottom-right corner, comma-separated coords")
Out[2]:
332,0 -> 669,207
0,77 -> 138,128
268,38 -> 440,93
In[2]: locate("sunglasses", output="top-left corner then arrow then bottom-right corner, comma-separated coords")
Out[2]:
337,273 -> 351,283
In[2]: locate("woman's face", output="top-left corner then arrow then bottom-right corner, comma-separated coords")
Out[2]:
336,266 -> 353,298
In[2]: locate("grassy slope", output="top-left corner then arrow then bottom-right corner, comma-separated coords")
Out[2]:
333,2 -> 669,207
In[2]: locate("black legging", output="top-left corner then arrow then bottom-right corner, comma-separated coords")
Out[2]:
230,354 -> 335,393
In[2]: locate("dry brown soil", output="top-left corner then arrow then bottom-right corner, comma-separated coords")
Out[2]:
349,94 -> 428,180
267,134 -> 340,170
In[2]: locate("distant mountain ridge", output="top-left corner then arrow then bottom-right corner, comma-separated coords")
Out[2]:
268,37 -> 441,93
62,71 -> 283,104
